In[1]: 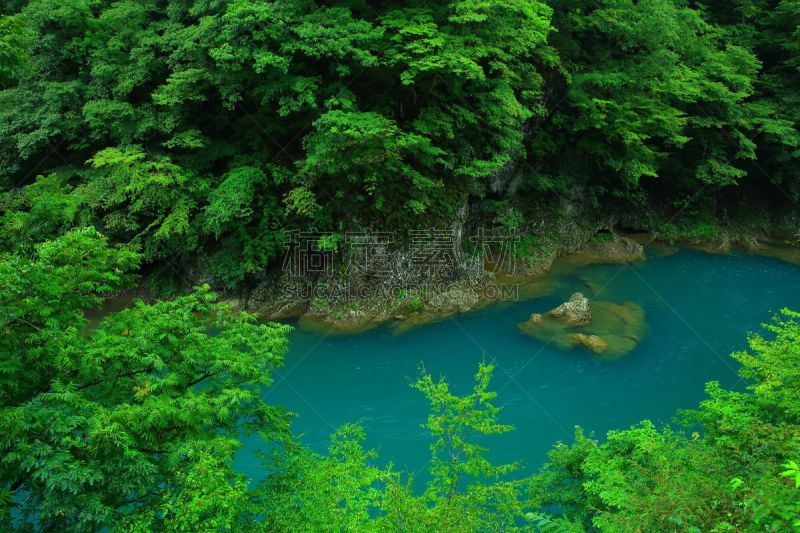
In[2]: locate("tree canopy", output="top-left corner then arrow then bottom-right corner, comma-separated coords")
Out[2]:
3,0 -> 799,286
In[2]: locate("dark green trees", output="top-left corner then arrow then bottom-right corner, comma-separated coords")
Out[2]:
3,1 -> 800,284
0,0 -> 556,287
528,0 -> 800,211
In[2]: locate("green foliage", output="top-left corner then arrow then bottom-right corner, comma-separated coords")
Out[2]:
82,146 -> 205,261
398,288 -> 426,313
403,362 -> 533,531
407,297 -> 425,313
495,202 -> 526,232
260,362 -> 540,532
414,362 -> 518,499
529,0 -> 781,199
3,1 -> 800,530
0,227 -> 140,402
260,424 -> 390,531
782,460 -> 800,487
0,0 -> 558,284
0,230 -> 292,530
733,308 -> 800,419
0,14 -> 31,87
590,231 -> 617,244
3,0 -> 800,284
317,232 -> 341,252
530,310 -> 800,532
652,217 -> 721,244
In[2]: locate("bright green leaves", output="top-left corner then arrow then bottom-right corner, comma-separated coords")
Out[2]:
414,362 -> 517,499
86,145 -> 146,169
733,308 -> 800,419
209,0 -> 293,82
283,184 -> 320,219
405,363 -> 532,530
727,459 -> 800,531
781,460 -> 800,488
74,286 -> 290,409
0,227 -> 140,405
282,7 -> 383,67
262,424 -> 390,531
124,437 -> 255,532
448,0 -> 553,58
203,166 -> 264,237
1,232 -> 292,530
152,69 -> 209,107
0,14 -> 32,87
77,147 -> 286,287
83,146 -> 204,260
382,8 -> 485,85
0,172 -> 85,250
301,110 -> 445,219
530,310 -> 800,532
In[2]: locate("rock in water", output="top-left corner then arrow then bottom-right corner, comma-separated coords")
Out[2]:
548,292 -> 591,325
569,333 -> 609,353
518,296 -> 645,358
528,313 -> 544,324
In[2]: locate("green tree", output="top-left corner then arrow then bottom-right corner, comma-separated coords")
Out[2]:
0,0 -> 556,285
260,424 -> 390,531
530,310 -> 800,531
530,0 -> 772,203
0,14 -> 31,87
0,229 -> 292,530
258,363 -> 556,532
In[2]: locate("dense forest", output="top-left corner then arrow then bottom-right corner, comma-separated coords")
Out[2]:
2,0 -> 800,531
3,0 -> 800,286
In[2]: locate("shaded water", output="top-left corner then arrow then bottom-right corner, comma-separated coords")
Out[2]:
237,248 -> 800,481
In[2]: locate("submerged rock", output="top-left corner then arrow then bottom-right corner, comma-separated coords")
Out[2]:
548,292 -> 591,326
519,298 -> 645,358
569,333 -> 609,353
527,313 -> 544,324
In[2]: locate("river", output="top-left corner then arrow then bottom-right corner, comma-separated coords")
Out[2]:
236,247 -> 800,483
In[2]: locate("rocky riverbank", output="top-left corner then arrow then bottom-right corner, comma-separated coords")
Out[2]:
244,229 -> 647,334
101,215 -> 800,336
211,196 -> 800,334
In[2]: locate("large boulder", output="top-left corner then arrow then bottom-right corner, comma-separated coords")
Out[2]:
548,292 -> 591,326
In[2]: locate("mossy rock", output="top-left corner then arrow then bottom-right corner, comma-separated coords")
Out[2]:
519,300 -> 645,358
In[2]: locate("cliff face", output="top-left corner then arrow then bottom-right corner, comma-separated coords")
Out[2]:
243,194 -> 630,331
238,188 -> 800,333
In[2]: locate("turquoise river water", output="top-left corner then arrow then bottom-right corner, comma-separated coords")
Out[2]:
236,248 -> 800,482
